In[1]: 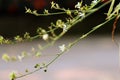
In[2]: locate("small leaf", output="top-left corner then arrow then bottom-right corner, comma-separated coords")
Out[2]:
9,72 -> 16,80
44,9 -> 49,14
11,56 -> 17,61
51,1 -> 55,9
25,7 -> 32,13
25,69 -> 29,72
34,64 -> 40,68
2,54 -> 10,62
35,52 -> 41,57
55,4 -> 60,9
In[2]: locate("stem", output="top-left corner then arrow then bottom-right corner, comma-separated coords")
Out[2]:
15,13 -> 116,80
54,0 -> 112,40
14,1 -> 113,79
29,10 -> 76,16
46,15 -> 116,72
71,16 -> 116,47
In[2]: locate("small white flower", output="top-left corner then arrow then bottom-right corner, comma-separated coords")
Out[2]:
42,34 -> 49,40
92,0 -> 98,4
59,44 -> 66,52
18,55 -> 24,62
75,2 -> 81,9
63,24 -> 67,32
78,12 -> 85,17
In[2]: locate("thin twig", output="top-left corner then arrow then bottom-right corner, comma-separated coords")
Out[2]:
112,15 -> 120,41
15,13 -> 116,80
13,1 -> 114,79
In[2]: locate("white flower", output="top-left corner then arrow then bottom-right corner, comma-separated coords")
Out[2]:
75,2 -> 81,9
92,0 -> 98,4
59,44 -> 66,52
63,24 -> 67,32
18,55 -> 24,62
78,12 -> 85,17
42,34 -> 49,40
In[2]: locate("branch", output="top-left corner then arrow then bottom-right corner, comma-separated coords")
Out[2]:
14,12 -> 116,80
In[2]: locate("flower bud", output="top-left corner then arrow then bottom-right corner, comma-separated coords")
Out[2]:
42,34 -> 49,40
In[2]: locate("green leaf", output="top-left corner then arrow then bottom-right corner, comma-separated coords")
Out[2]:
2,54 -> 10,62
11,56 -> 17,61
44,9 -> 49,14
9,72 -> 16,80
25,69 -> 29,72
35,52 -> 41,57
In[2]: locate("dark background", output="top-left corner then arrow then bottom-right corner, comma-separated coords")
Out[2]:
0,0 -> 120,38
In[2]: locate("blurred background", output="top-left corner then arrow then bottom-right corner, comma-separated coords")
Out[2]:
0,0 -> 119,38
0,0 -> 120,80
